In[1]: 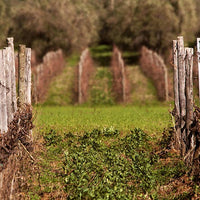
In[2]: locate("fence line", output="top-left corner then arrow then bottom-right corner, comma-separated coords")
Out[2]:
0,49 -> 8,132
75,48 -> 94,104
0,38 -> 31,134
172,36 -> 200,175
31,49 -> 64,103
173,36 -> 194,154
140,46 -> 169,101
111,46 -> 130,102
7,38 -> 17,113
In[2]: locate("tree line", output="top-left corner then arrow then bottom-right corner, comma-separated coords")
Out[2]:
0,0 -> 199,58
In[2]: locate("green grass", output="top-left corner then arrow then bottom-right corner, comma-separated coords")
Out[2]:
88,67 -> 114,105
34,105 -> 172,138
43,53 -> 80,106
66,53 -> 80,66
27,47 -> 200,199
127,65 -> 159,104
30,112 -> 194,199
43,65 -> 75,106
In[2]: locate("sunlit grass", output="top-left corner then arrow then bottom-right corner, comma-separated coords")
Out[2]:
34,105 -> 172,138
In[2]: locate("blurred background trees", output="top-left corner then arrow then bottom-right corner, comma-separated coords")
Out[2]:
0,0 -> 200,58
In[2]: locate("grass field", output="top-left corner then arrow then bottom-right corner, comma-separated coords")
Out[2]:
34,104 -> 172,138
28,47 -> 200,199
30,104 -> 199,200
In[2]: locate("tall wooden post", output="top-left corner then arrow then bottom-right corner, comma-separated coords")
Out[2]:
118,51 -> 126,102
197,38 -> 200,103
5,47 -> 13,124
177,36 -> 186,156
185,48 -> 194,145
25,48 -> 32,104
111,0 -> 115,10
78,54 -> 83,104
7,37 -> 17,113
173,36 -> 198,168
18,45 -> 26,106
173,40 -> 180,117
0,50 -> 8,133
173,40 -> 181,149
78,49 -> 88,104
0,50 -> 2,132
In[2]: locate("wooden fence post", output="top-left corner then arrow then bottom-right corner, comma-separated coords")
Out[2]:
18,45 -> 32,106
0,50 -> 2,132
0,50 -> 8,133
172,36 -> 200,170
25,48 -> 31,104
117,51 -> 126,102
18,45 -> 26,106
197,38 -> 200,103
78,49 -> 88,104
7,37 -> 17,113
177,36 -> 186,156
173,40 -> 181,149
5,47 -> 13,124
173,40 -> 180,117
185,48 -> 194,144
78,53 -> 83,104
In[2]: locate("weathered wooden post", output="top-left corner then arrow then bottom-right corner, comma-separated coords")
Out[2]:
5,47 -> 13,124
0,50 -> 2,132
18,45 -> 32,106
177,36 -> 187,156
7,37 -> 17,113
111,0 -> 115,10
0,50 -> 8,133
117,51 -> 126,102
185,48 -> 194,136
25,48 -> 31,104
197,38 -> 200,103
78,49 -> 89,104
172,36 -> 200,171
173,40 -> 181,149
173,41 -> 180,117
111,46 -> 130,103
18,45 -> 26,106
78,52 -> 83,104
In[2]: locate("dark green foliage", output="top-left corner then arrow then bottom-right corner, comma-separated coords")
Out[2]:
43,129 -> 62,146
89,67 -> 114,106
159,127 -> 174,149
63,128 -> 187,199
90,45 -> 112,66
1,0 -> 200,57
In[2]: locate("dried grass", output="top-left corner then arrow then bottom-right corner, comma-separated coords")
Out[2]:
0,104 -> 33,200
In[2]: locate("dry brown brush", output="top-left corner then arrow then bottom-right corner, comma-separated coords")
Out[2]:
140,46 -> 170,101
31,49 -> 64,103
0,105 -> 33,200
111,46 -> 131,103
74,48 -> 94,104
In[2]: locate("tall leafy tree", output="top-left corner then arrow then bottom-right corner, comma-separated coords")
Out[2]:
10,0 -> 100,57
0,0 -> 11,46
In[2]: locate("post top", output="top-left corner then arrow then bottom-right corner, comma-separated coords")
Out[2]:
185,47 -> 194,55
177,36 -> 183,39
